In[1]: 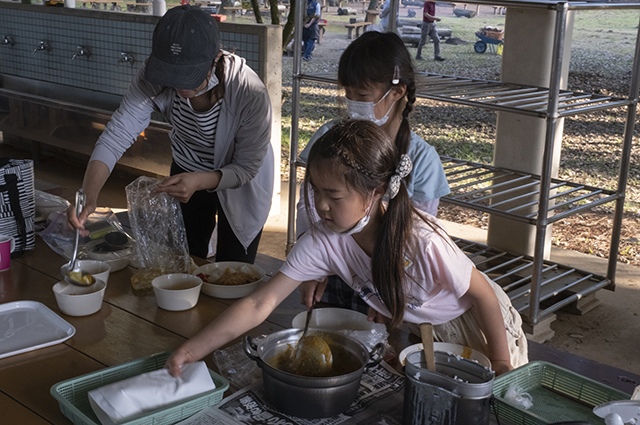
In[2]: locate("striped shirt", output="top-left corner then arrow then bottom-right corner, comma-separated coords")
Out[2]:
170,93 -> 223,173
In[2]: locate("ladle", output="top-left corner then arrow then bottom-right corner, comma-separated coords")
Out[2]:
291,305 -> 333,376
420,322 -> 436,371
63,189 -> 95,287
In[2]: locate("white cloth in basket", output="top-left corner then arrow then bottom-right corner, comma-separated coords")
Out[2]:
88,361 -> 215,425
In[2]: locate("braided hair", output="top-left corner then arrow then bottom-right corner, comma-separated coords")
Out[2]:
338,31 -> 417,158
304,120 -> 414,328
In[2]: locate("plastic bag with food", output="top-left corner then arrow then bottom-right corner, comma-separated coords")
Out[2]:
39,207 -> 133,269
126,176 -> 195,290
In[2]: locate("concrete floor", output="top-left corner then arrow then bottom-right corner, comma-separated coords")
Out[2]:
2,141 -> 638,375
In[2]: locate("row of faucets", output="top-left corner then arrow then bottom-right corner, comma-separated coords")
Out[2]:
2,35 -> 136,65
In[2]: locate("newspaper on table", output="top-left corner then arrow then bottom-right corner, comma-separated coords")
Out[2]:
176,362 -> 406,425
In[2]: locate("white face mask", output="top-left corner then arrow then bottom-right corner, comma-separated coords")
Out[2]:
345,88 -> 396,126
340,193 -> 375,236
194,70 -> 219,97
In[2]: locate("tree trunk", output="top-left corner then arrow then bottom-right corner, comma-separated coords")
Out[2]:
269,0 -> 280,25
282,0 -> 296,49
249,0 -> 264,24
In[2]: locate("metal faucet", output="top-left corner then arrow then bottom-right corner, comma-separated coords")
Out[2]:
1,35 -> 14,47
32,40 -> 51,54
72,46 -> 91,60
118,52 -> 135,66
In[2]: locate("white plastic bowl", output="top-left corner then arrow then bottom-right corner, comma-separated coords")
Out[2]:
53,280 -> 106,317
152,274 -> 202,311
398,342 -> 492,369
61,260 -> 111,285
87,250 -> 130,272
291,307 -> 372,331
192,262 -> 265,299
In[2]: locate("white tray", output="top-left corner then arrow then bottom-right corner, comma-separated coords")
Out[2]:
0,300 -> 76,359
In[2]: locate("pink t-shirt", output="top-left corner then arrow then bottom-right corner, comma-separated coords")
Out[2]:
280,218 -> 474,325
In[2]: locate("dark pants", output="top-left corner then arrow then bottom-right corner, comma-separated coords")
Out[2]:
303,25 -> 318,59
321,275 -> 370,314
171,162 -> 263,263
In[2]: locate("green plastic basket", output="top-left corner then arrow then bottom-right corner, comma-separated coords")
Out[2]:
50,352 -> 229,425
493,361 -> 630,425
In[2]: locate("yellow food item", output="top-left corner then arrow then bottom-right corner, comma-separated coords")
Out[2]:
130,268 -> 166,291
213,268 -> 258,286
69,271 -> 93,284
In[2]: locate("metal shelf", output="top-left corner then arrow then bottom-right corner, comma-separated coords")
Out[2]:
455,237 -> 610,319
296,72 -> 630,118
440,156 -> 621,224
288,0 -> 640,332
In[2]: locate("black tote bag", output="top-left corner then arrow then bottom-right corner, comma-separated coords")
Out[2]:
0,158 -> 36,256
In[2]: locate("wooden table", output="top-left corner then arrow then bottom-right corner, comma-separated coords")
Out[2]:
1,237 -> 638,424
223,6 -> 244,22
82,0 -> 124,10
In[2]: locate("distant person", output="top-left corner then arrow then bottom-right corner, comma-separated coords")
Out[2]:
67,5 -> 274,263
379,0 -> 399,34
416,0 -> 445,61
303,0 -> 321,61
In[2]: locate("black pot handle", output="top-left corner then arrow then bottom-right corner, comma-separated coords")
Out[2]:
364,342 -> 386,371
243,335 -> 262,367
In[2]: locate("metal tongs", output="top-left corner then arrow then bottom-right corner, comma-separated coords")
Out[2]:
63,189 -> 95,287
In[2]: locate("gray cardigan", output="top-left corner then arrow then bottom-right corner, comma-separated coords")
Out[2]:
91,53 -> 274,249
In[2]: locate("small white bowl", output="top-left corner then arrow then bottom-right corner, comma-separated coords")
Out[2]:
53,280 -> 106,316
291,307 -> 372,331
87,248 -> 130,272
398,342 -> 492,369
152,274 -> 202,311
193,262 -> 265,299
61,260 -> 111,285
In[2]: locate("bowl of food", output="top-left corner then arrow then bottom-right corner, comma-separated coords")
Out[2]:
193,262 -> 265,299
53,280 -> 106,317
399,342 -> 492,369
152,274 -> 202,311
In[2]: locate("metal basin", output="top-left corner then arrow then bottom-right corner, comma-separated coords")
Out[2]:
244,329 -> 385,419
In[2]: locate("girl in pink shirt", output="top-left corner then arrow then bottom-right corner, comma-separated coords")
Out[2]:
165,120 -> 527,378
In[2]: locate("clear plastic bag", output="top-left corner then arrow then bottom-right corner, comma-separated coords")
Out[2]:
125,176 -> 195,290
39,207 -> 131,263
340,322 -> 389,352
213,337 -> 264,392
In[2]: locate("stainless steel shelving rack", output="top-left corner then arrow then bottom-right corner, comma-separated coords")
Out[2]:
287,0 -> 640,329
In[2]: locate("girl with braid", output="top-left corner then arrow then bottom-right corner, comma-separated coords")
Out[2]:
297,31 -> 450,312
165,121 -> 527,378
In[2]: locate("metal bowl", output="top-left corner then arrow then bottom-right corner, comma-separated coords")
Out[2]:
244,329 -> 384,419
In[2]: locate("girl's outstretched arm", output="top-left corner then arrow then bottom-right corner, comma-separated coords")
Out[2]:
165,272 -> 301,376
465,268 -> 513,376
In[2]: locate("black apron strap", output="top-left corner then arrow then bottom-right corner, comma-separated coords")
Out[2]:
0,172 -> 27,258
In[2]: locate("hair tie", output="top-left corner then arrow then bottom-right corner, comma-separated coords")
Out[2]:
392,65 -> 400,85
387,154 -> 412,199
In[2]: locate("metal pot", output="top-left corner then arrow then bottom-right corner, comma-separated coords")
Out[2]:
403,350 -> 495,425
244,329 -> 385,419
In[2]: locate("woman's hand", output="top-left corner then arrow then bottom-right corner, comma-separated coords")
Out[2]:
491,359 -> 513,376
66,199 -> 96,236
164,347 -> 197,377
300,279 -> 327,309
156,171 -> 222,203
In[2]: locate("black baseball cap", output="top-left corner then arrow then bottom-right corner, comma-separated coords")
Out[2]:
145,5 -> 221,90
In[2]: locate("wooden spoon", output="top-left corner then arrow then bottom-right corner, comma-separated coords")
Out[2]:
420,322 -> 436,372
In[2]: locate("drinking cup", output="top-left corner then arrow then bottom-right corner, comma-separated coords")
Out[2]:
0,235 -> 16,272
